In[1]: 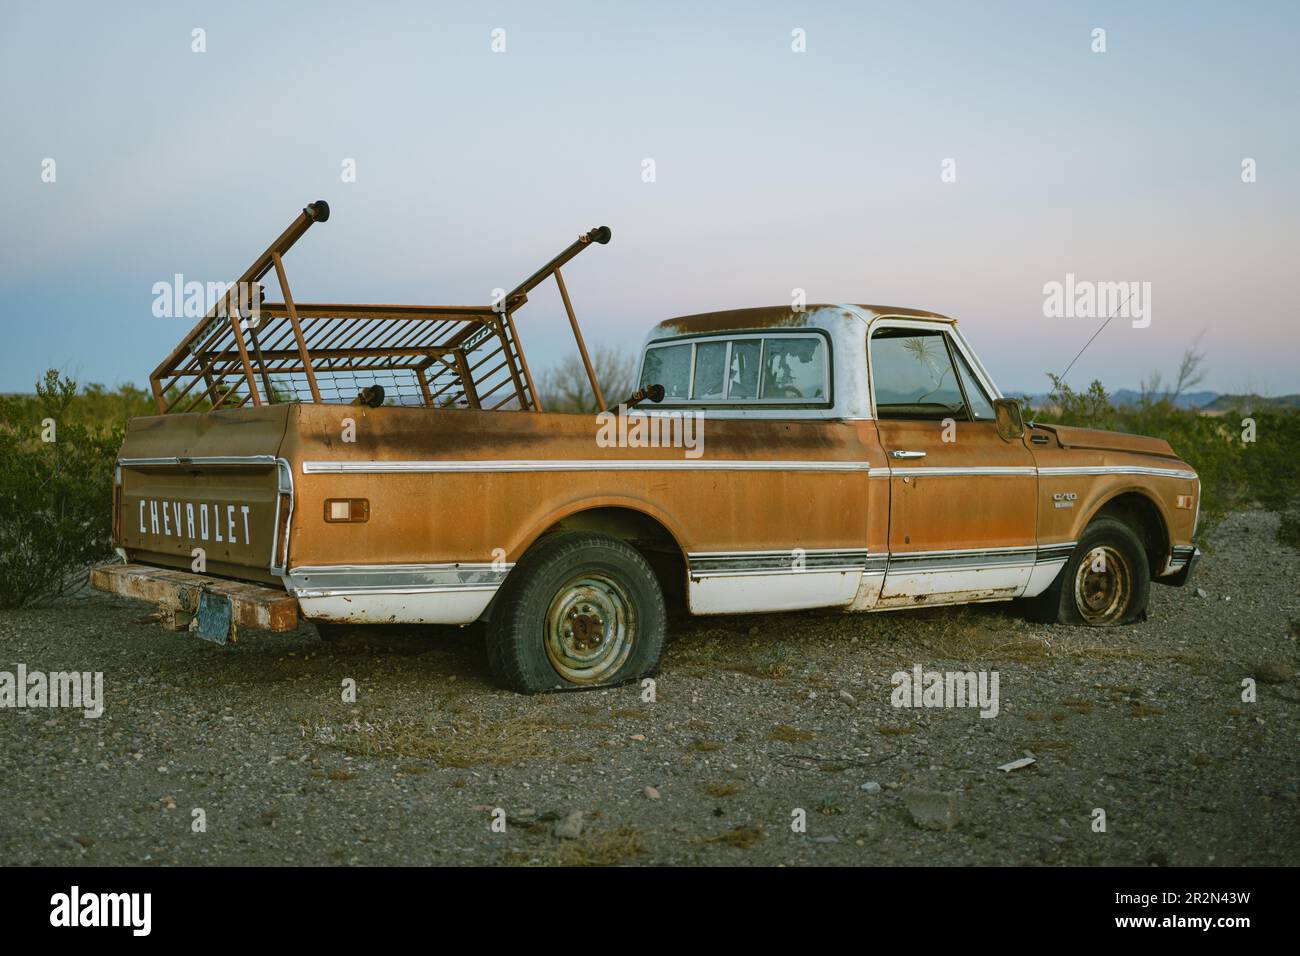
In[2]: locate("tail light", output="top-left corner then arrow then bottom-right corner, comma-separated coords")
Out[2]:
271,460 -> 294,574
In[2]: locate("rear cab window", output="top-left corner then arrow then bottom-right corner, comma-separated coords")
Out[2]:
639,332 -> 830,405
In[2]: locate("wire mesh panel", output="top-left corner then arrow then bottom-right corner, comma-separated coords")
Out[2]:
153,305 -> 536,413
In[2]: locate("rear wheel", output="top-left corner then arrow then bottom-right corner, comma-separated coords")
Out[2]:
1025,517 -> 1151,626
486,532 -> 666,693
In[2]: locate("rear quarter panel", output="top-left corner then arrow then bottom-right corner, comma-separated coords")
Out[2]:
278,404 -> 886,581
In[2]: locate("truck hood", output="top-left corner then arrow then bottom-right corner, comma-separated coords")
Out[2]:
1032,423 -> 1178,459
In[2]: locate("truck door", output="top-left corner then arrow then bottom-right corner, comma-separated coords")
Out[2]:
868,323 -> 1038,606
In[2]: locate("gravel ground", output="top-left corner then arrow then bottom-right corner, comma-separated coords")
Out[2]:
2,509 -> 1297,866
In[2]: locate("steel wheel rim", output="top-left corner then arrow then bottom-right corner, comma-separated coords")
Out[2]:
544,571 -> 636,684
1074,544 -> 1131,624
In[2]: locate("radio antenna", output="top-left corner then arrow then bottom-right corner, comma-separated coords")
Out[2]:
1052,287 -> 1137,388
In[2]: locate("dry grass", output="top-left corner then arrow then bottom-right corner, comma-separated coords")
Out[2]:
1068,644 -> 1204,666
687,739 -> 724,752
768,724 -> 814,743
330,713 -> 574,768
683,639 -> 795,679
727,658 -> 794,680
704,781 -> 743,797
912,612 -> 1208,669
696,825 -> 766,849
1130,702 -> 1166,718
903,610 -> 1051,663
508,828 -> 647,867
1023,738 -> 1074,753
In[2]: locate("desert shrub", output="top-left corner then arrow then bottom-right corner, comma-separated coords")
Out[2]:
0,371 -> 125,608
1233,408 -> 1300,513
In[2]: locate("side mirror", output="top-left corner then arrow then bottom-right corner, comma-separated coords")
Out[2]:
994,398 -> 1024,441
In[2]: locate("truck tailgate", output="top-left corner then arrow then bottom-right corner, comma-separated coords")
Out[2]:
115,407 -> 293,583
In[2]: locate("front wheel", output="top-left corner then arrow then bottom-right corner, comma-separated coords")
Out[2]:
1025,517 -> 1151,626
485,532 -> 666,693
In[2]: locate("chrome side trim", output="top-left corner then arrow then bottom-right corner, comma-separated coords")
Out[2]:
883,464 -> 1195,480
885,545 -> 1039,574
685,544 -> 1074,581
297,460 -> 1193,479
302,459 -> 872,475
119,455 -> 284,467
889,466 -> 1037,478
286,563 -> 512,599
1037,465 -> 1197,480
687,548 -> 869,577
1035,542 -> 1078,563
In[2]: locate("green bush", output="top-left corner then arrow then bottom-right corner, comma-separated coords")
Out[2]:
0,371 -> 127,608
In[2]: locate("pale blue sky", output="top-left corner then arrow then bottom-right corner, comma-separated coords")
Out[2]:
1,1 -> 1296,395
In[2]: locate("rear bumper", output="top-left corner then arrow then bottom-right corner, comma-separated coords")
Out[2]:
90,563 -> 299,644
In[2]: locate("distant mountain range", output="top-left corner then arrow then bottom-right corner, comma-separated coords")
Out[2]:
1006,389 -> 1300,412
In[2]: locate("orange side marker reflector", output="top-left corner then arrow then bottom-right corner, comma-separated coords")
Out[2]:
324,499 -> 370,523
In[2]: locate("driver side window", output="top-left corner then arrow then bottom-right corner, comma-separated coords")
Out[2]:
870,327 -> 967,420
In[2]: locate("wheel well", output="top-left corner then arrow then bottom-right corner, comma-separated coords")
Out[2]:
535,507 -> 687,609
1093,492 -> 1168,575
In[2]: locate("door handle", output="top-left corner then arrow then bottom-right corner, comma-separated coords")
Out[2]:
890,450 -> 927,459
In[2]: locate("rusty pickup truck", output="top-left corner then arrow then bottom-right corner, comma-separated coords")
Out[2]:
93,201 -> 1201,693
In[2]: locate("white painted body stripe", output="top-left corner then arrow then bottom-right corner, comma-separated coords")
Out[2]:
297,591 -> 496,626
689,570 -> 862,615
301,459 -> 872,474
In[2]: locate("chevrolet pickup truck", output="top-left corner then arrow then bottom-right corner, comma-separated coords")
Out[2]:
93,201 -> 1201,693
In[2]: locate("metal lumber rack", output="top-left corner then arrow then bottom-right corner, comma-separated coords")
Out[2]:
149,201 -> 610,414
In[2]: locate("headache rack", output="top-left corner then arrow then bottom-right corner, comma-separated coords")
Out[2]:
150,200 -> 611,414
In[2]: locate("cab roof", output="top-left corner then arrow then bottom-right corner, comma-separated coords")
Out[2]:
650,304 -> 955,338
